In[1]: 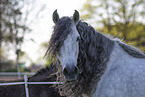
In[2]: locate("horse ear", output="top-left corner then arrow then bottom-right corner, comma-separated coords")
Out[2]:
73,10 -> 79,24
53,9 -> 59,24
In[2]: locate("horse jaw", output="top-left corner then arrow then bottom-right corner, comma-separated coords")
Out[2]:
57,25 -> 80,81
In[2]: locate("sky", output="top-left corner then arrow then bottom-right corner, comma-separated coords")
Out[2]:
20,0 -> 85,66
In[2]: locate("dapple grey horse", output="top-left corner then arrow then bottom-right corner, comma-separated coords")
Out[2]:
46,10 -> 145,97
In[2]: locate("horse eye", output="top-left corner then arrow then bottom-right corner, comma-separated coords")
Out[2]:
76,37 -> 80,41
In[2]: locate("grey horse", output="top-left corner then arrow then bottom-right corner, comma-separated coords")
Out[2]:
47,10 -> 145,97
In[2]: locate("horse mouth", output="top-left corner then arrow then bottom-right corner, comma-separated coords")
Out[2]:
63,66 -> 79,81
64,74 -> 78,81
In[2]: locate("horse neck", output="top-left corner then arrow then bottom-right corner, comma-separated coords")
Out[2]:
77,21 -> 114,73
74,22 -> 115,95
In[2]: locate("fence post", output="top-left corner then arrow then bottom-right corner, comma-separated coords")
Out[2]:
16,56 -> 21,79
16,50 -> 21,79
24,75 -> 29,97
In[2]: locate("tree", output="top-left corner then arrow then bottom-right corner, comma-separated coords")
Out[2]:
0,0 -> 29,73
81,0 -> 145,51
0,0 -> 46,73
81,0 -> 97,21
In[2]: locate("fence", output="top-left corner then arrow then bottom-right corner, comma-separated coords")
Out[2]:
0,72 -> 35,81
0,72 -> 35,76
0,74 -> 62,97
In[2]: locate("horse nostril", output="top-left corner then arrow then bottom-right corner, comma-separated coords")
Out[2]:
63,66 -> 79,75
63,68 -> 68,75
74,66 -> 79,74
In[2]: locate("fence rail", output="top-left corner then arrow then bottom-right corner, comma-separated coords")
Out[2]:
0,81 -> 62,86
0,74 -> 62,97
0,72 -> 35,76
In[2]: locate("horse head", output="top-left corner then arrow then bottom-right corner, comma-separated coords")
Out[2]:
52,10 -> 80,81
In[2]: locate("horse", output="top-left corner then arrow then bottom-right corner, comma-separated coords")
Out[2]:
46,9 -> 145,97
0,64 -> 63,97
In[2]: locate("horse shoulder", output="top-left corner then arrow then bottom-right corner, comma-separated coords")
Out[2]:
92,43 -> 145,97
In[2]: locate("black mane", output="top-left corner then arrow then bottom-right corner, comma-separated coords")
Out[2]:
52,20 -> 115,96
117,41 -> 145,58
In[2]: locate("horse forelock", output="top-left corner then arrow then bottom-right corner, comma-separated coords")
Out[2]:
56,20 -> 115,96
47,17 -> 74,57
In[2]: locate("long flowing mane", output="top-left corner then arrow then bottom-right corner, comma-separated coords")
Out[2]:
47,20 -> 114,96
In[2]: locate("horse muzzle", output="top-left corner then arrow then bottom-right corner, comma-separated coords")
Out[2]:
63,65 -> 79,81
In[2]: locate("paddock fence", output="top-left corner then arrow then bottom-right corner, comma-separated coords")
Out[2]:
0,72 -> 35,80
0,74 -> 62,97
